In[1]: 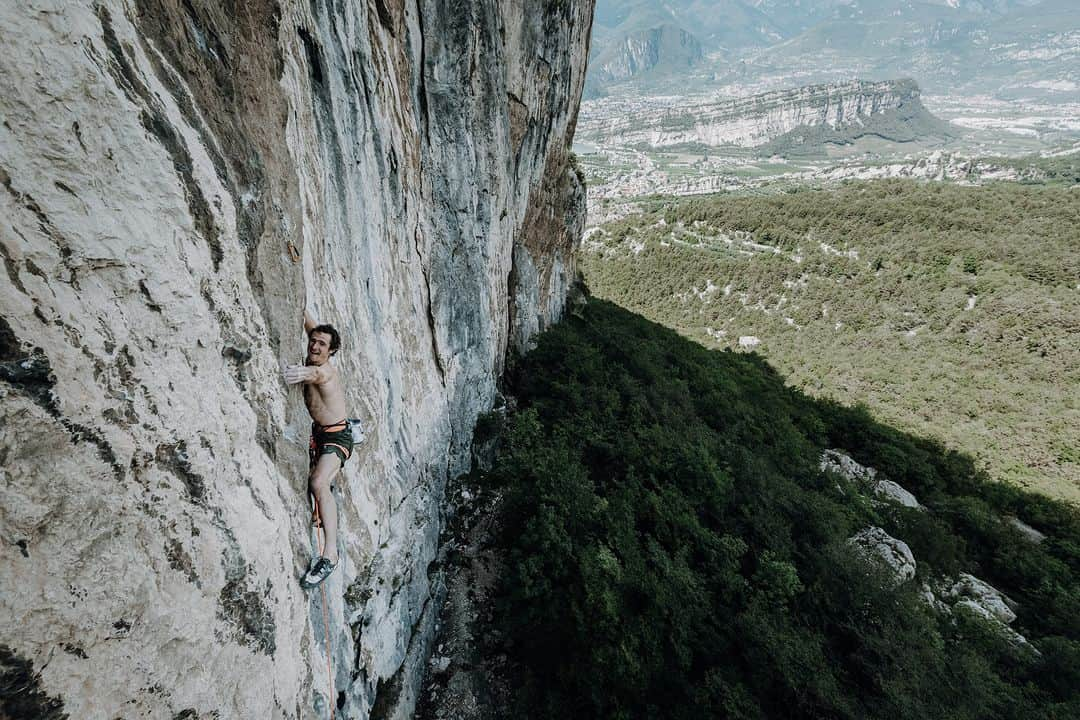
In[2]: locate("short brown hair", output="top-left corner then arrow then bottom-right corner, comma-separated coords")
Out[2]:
309,324 -> 341,355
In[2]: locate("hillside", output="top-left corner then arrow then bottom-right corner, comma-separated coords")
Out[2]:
581,180 -> 1080,503
463,298 -> 1080,719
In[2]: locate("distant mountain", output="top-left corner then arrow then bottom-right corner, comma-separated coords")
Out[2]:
584,1 -> 1076,97
592,24 -> 705,84
989,0 -> 1080,36
765,0 -> 1074,57
593,0 -> 787,48
586,1 -> 789,96
578,78 -> 953,153
770,1 -> 998,57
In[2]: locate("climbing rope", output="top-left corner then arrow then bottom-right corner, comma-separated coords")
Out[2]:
311,497 -> 336,720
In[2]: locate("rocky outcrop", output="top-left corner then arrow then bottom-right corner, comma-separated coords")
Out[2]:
820,448 -> 879,484
941,574 -> 1017,625
579,79 -> 952,150
830,457 -> 1037,650
0,1 -> 593,718
848,526 -> 917,586
924,573 -> 1037,652
821,449 -> 922,509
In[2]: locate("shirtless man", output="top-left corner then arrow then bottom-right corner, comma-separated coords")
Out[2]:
284,311 -> 352,589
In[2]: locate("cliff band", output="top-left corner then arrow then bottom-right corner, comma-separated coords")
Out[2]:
580,78 -> 950,149
0,0 -> 593,717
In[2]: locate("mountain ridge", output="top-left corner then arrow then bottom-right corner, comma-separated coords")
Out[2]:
580,78 -> 952,152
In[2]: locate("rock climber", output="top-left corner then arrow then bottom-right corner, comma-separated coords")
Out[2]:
283,311 -> 352,589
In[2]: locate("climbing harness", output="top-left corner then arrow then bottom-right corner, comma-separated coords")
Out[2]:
311,496 -> 336,720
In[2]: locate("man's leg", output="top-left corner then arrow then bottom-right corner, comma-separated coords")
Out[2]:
309,452 -> 342,564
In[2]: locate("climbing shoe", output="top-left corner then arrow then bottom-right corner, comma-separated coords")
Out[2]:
301,556 -> 337,589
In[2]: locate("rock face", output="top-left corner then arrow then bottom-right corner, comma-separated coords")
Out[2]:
579,79 -> 951,150
414,477 -> 512,720
0,1 -> 592,718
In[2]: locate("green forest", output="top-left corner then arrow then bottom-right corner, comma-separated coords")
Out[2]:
581,180 -> 1079,503
479,299 -> 1080,720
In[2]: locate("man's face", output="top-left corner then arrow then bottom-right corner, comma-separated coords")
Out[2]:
307,331 -> 333,366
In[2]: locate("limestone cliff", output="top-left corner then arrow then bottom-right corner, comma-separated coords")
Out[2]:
0,1 -> 593,718
579,78 -> 952,150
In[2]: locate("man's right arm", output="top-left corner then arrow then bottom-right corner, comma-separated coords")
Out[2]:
284,363 -> 331,385
304,310 -> 316,335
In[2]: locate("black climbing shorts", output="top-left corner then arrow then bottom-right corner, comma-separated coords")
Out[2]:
309,421 -> 353,468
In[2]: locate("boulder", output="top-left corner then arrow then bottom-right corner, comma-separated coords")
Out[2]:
1008,517 -> 1047,544
941,573 -> 1017,625
848,527 -> 917,586
923,573 -> 1037,653
873,478 -> 922,509
821,449 -> 878,483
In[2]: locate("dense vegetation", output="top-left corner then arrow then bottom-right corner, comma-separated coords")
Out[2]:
581,180 -> 1080,502
999,153 -> 1080,185
482,299 -> 1080,720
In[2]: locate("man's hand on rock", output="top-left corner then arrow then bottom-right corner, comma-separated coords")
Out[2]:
283,364 -> 310,385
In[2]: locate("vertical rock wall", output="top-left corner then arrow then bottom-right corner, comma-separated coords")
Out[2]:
0,1 -> 593,717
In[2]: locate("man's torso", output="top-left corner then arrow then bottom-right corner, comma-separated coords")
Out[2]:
303,366 -> 348,426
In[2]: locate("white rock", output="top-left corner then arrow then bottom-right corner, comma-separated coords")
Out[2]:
931,574 -> 1038,653
821,451 -> 921,508
738,336 -> 761,348
1008,517 -> 1047,544
873,479 -> 922,509
848,527 -> 917,586
943,574 -> 1017,625
820,449 -> 878,483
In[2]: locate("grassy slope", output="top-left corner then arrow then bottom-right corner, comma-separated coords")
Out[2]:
581,180 -> 1080,503
483,298 -> 1080,720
